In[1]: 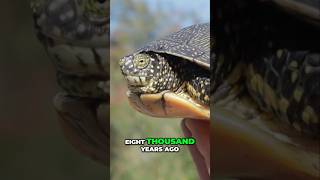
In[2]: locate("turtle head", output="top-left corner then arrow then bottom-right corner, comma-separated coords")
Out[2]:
119,53 -> 162,94
120,52 -> 182,94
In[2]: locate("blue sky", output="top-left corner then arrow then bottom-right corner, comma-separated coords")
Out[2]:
110,0 -> 210,33
144,0 -> 210,26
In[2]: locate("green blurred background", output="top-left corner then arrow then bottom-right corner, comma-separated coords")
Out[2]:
0,1 -> 105,179
110,0 -> 209,179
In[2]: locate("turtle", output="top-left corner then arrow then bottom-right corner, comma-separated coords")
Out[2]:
119,23 -> 211,121
31,0 -> 109,165
211,0 -> 320,179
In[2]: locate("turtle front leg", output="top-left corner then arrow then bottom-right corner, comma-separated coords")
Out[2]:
53,93 -> 109,165
186,77 -> 210,105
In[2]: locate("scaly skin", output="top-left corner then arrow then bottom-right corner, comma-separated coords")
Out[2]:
213,0 -> 320,138
32,0 -> 109,98
246,49 -> 320,137
31,0 -> 109,165
212,0 -> 320,178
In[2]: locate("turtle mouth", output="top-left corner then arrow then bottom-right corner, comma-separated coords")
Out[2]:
125,75 -> 149,87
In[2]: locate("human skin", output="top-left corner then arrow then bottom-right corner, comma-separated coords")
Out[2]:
181,119 -> 210,180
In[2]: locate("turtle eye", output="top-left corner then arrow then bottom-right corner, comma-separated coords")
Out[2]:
133,54 -> 150,69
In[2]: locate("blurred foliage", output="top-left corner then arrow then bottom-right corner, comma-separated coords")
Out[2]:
110,0 -> 209,179
0,1 -> 104,179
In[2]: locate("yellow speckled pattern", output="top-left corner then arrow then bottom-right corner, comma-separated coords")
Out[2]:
246,49 -> 320,137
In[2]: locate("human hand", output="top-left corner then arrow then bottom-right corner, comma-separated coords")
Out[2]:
181,119 -> 210,180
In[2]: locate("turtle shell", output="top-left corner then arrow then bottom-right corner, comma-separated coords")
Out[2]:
135,23 -> 210,69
